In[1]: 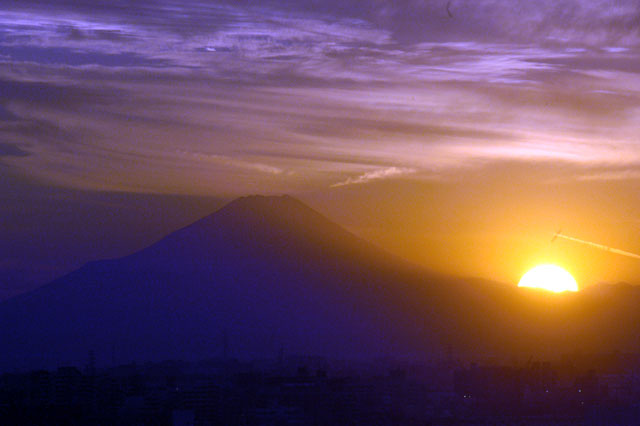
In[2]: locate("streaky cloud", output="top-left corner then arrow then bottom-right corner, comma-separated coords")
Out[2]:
331,167 -> 415,188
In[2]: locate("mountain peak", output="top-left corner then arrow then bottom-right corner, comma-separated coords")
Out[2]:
132,193 -> 366,267
191,194 -> 336,237
221,194 -> 306,212
0,193 -> 423,369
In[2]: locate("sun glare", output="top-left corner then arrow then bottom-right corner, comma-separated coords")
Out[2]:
518,264 -> 578,293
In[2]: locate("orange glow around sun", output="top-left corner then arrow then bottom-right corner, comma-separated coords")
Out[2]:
518,264 -> 579,292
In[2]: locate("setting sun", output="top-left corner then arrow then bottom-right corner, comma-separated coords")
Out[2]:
518,264 -> 579,293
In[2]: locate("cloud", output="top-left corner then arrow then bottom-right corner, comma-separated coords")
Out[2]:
0,1 -> 639,194
0,142 -> 29,157
0,105 -> 17,121
56,25 -> 137,43
331,167 -> 416,187
3,1 -> 640,57
176,151 -> 284,175
2,1 -> 638,90
0,77 -> 122,109
575,168 -> 640,182
1,45 -> 172,67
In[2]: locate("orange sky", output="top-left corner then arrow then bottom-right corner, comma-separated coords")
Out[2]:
305,166 -> 640,289
1,0 -> 640,294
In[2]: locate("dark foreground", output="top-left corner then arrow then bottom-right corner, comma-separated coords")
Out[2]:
3,352 -> 640,425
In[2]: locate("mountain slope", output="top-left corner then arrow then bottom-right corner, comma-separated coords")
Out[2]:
2,195 -> 640,371
0,195 -> 447,369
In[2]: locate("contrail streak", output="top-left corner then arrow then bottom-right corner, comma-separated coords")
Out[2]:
554,232 -> 640,260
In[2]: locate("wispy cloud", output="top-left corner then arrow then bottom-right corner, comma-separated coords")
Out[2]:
0,142 -> 30,157
1,1 -> 640,194
331,167 -> 415,187
177,150 -> 284,175
575,168 -> 640,182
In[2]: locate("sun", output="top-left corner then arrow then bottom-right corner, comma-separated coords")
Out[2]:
518,264 -> 578,292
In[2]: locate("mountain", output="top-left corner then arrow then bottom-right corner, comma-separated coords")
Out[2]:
2,195 -> 640,371
0,195 -> 443,370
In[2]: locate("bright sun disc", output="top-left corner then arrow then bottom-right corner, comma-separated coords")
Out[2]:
518,264 -> 578,292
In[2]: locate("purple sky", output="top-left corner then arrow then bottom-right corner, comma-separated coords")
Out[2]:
2,0 -> 640,296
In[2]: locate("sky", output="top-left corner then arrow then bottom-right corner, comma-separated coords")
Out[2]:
2,0 -> 640,297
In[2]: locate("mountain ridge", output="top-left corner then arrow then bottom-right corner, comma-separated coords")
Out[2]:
3,195 -> 640,371
0,195 -> 444,370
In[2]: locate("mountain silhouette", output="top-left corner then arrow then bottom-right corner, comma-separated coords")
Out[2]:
0,195 -> 445,369
2,195 -> 640,371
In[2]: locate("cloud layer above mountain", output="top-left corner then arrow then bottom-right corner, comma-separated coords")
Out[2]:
1,0 -> 640,193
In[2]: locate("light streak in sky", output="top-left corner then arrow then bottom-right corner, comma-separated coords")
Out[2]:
553,232 -> 640,260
